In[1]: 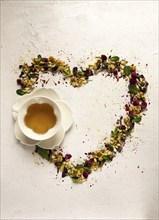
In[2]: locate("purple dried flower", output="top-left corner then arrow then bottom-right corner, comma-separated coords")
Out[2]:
130,78 -> 137,85
42,58 -> 48,62
125,104 -> 129,111
17,79 -> 22,85
120,125 -> 126,130
131,72 -> 137,78
141,101 -> 147,110
113,68 -> 118,75
128,111 -> 133,117
88,158 -> 94,164
83,171 -> 89,179
65,154 -> 72,160
101,55 -> 107,61
133,99 -> 139,106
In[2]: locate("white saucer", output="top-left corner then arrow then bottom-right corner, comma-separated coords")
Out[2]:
12,88 -> 74,149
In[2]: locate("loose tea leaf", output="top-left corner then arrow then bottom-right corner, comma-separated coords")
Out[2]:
110,56 -> 119,62
133,116 -> 142,123
37,54 -> 42,59
16,89 -> 26,96
129,85 -> 139,94
124,66 -> 132,76
103,155 -> 111,161
36,146 -> 49,160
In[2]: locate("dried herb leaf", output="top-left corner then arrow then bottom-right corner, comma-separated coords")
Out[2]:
78,71 -> 84,76
36,146 -> 49,160
16,89 -> 26,96
75,164 -> 84,169
103,155 -> 112,161
133,116 -> 142,123
129,85 -> 139,94
110,56 -> 119,62
124,66 -> 132,76
111,129 -> 119,138
37,54 -> 42,59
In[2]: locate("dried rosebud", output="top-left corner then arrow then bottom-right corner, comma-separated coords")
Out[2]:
130,78 -> 137,85
141,101 -> 147,110
128,111 -> 133,117
133,99 -> 139,106
17,79 -> 22,85
101,55 -> 107,61
83,171 -> 89,179
88,158 -> 94,164
65,154 -> 72,160
125,104 -> 129,111
131,72 -> 137,78
120,125 -> 126,130
113,68 -> 118,75
42,58 -> 48,62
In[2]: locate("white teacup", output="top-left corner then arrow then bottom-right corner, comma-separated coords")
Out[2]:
17,96 -> 62,141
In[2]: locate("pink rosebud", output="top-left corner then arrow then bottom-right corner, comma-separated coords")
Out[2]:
120,125 -> 126,130
83,171 -> 89,179
133,99 -> 139,106
88,158 -> 94,164
131,72 -> 137,78
65,154 -> 72,160
42,58 -> 48,62
128,111 -> 133,116
125,104 -> 129,111
141,101 -> 147,110
130,78 -> 137,85
113,68 -> 118,75
101,55 -> 107,61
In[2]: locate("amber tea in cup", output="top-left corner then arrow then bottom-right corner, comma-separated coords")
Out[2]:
18,97 -> 61,140
24,103 -> 57,134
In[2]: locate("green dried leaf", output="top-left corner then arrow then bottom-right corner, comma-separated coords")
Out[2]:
36,146 -> 49,160
129,85 -> 139,94
72,177 -> 81,183
16,89 -> 26,96
75,164 -> 84,169
37,54 -> 42,59
111,128 -> 119,138
124,66 -> 132,76
78,71 -> 84,76
103,155 -> 112,161
110,56 -> 120,62
133,116 -> 142,123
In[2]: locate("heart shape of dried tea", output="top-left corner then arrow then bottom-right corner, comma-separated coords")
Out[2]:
16,54 -> 148,183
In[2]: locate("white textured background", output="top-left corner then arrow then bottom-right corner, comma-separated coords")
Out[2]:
1,1 -> 158,220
